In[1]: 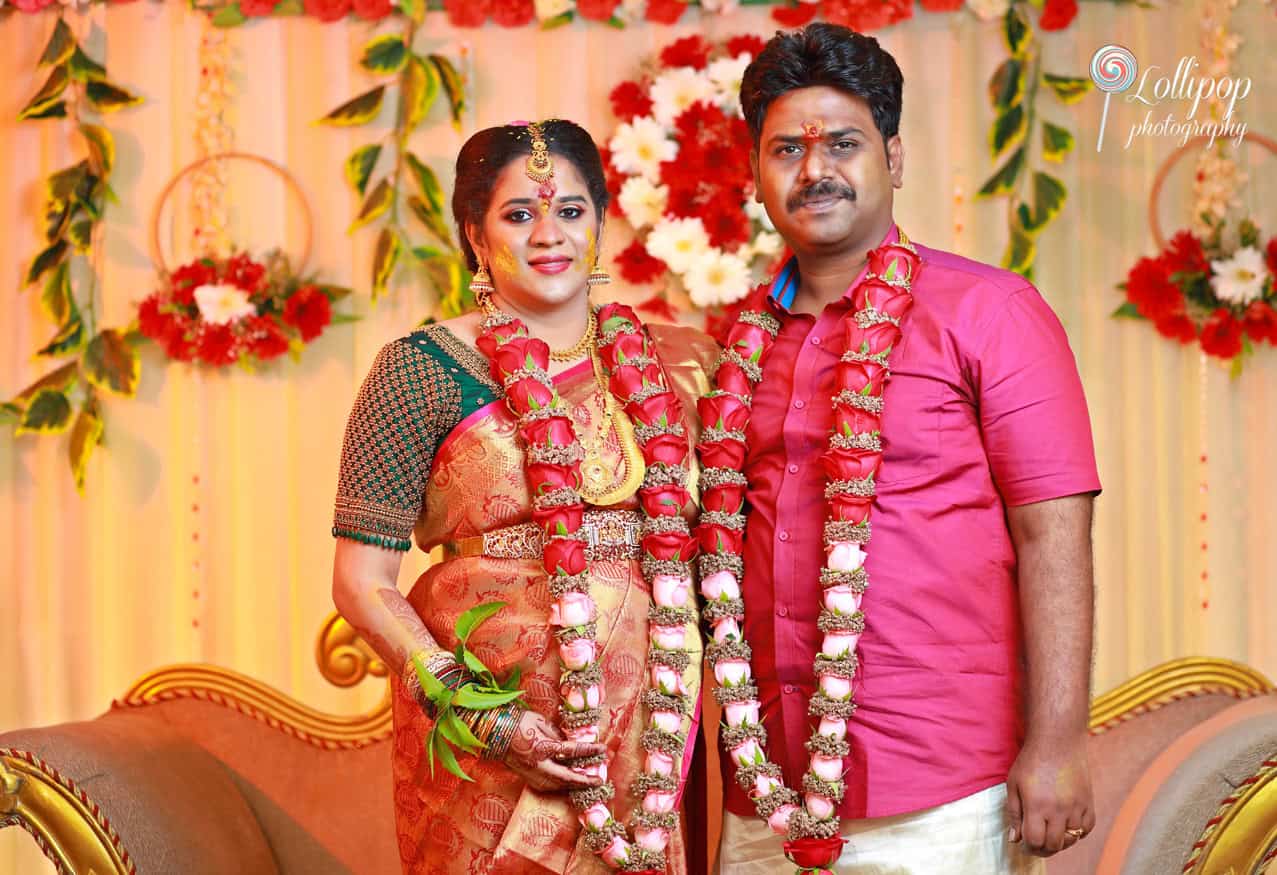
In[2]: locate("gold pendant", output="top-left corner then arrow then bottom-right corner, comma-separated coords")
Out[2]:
578,409 -> 646,506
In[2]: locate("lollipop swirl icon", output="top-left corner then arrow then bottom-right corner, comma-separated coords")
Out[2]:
1091,45 -> 1138,152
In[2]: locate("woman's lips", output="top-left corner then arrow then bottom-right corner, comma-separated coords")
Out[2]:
530,258 -> 572,275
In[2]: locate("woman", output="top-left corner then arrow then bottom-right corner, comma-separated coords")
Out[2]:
331,120 -> 718,874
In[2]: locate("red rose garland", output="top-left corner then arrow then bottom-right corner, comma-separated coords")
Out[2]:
694,238 -> 919,874
476,304 -> 699,873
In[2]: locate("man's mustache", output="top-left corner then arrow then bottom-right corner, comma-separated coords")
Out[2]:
787,180 -> 856,212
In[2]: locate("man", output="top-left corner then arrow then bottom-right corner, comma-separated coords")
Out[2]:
713,23 -> 1101,872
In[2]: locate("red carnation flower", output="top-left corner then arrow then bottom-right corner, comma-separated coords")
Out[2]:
616,240 -> 668,285
443,0 -> 489,26
138,295 -> 174,343
246,316 -> 291,361
576,0 -> 620,20
302,0 -> 351,21
610,81 -> 654,122
1153,313 -> 1198,344
772,3 -> 819,26
1124,256 -> 1183,322
1243,300 -> 1277,345
1199,308 -> 1244,359
725,35 -> 767,60
918,0 -> 963,10
703,205 -> 753,251
598,147 -> 628,218
660,35 -> 712,70
1038,0 -> 1078,30
239,0 -> 277,15
1266,237 -> 1277,277
823,0 -> 912,31
282,285 -> 332,342
352,0 -> 392,19
636,295 -> 680,323
223,252 -> 267,296
1162,230 -> 1210,278
490,0 -> 534,26
170,259 -> 217,307
645,0 -> 688,24
197,323 -> 240,366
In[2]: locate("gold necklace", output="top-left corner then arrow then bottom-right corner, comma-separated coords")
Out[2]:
578,348 -> 646,506
480,296 -> 596,362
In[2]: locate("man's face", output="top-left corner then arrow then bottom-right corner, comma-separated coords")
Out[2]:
752,86 -> 903,257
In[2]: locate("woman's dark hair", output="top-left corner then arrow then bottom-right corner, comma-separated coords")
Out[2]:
451,120 -> 610,271
740,23 -> 904,151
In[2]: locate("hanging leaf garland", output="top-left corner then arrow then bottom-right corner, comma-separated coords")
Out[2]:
4,18 -> 144,493
319,20 -> 470,316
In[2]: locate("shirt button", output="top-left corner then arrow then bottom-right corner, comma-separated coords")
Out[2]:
778,531 -> 790,542
787,463 -> 799,474
784,684 -> 797,694
777,606 -> 789,617
793,399 -> 805,409
810,336 -> 821,346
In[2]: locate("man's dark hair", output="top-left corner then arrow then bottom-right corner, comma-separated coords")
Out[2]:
740,23 -> 904,149
452,120 -> 610,271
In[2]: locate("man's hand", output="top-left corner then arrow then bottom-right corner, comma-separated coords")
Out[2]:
505,710 -> 607,792
1006,732 -> 1096,856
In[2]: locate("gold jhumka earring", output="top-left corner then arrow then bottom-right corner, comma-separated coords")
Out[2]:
470,263 -> 494,309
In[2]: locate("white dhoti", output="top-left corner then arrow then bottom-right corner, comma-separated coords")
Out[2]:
716,783 -> 1047,875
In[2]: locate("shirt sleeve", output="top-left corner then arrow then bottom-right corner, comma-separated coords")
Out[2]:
332,338 -> 461,551
973,286 -> 1101,507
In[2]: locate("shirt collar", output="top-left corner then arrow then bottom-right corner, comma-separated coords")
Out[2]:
766,223 -> 902,315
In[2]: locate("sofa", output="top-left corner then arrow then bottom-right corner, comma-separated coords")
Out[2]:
2,614 -> 1274,874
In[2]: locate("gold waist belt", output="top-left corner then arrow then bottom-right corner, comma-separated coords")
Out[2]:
439,509 -> 643,561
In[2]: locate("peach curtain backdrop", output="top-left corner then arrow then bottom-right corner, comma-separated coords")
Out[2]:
1,2 -> 1275,871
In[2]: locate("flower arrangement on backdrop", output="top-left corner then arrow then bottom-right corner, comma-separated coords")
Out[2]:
605,35 -> 783,312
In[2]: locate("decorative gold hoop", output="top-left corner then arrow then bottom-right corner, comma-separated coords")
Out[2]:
149,151 -> 314,277
1147,133 -> 1277,250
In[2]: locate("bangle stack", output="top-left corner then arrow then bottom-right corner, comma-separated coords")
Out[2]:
403,649 -> 472,717
463,702 -> 524,760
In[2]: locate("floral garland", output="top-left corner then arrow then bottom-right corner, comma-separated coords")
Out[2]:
475,302 -> 699,873
137,252 -> 349,367
605,34 -> 782,311
694,238 -> 918,874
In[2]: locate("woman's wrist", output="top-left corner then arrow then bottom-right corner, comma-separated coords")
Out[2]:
460,701 -> 526,760
401,649 -> 473,716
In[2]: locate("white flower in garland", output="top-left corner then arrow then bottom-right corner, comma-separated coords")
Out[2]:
1210,246 -> 1268,304
609,116 -> 677,181
700,0 -> 741,12
967,0 -> 1010,19
683,250 -> 753,307
534,0 -> 574,19
618,177 -> 670,230
649,67 -> 717,127
194,283 -> 255,325
646,217 -> 711,275
744,199 -> 776,232
745,231 -> 783,261
707,54 -> 751,113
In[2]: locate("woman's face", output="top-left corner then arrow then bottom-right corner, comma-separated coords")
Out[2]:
470,154 -> 600,314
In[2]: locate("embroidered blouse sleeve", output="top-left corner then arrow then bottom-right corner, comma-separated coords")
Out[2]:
332,338 -> 462,551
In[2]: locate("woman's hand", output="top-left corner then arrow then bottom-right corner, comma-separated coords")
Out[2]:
504,710 -> 607,792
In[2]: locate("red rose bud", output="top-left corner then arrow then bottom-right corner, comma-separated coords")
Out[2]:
695,522 -> 744,555
702,483 -> 745,514
852,278 -> 914,320
697,392 -> 750,431
639,484 -> 692,517
627,391 -> 679,428
543,536 -> 588,576
526,461 -> 583,495
599,331 -> 649,371
843,321 -> 901,357
696,438 -> 747,470
532,502 -> 586,536
867,243 -> 921,285
504,377 -> 557,413
475,320 -> 528,360
714,361 -> 753,396
832,404 -> 881,437
643,432 -> 690,466
596,302 -> 639,336
784,836 -> 847,869
829,493 -> 873,523
492,336 -> 550,375
611,363 -> 665,399
724,321 -> 773,364
519,415 -> 578,448
643,530 -> 694,561
819,446 -> 882,482
836,360 -> 887,397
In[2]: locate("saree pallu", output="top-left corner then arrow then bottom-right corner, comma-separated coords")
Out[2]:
390,324 -> 717,875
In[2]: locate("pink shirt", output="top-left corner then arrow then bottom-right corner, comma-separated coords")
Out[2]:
721,227 -> 1101,820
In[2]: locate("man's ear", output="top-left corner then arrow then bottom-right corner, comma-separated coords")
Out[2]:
749,148 -> 763,203
887,135 -> 905,190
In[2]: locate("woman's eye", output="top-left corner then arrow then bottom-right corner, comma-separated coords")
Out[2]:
506,209 -> 533,223
559,206 -> 584,220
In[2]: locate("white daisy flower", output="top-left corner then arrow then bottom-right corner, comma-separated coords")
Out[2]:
707,54 -> 751,113
649,67 -> 717,128
967,0 -> 1010,19
744,199 -> 776,231
700,0 -> 740,11
1209,246 -> 1268,305
618,177 -> 670,230
534,0 -> 573,19
645,217 -> 712,275
683,250 -> 753,308
749,231 -> 783,260
609,116 -> 678,181
194,283 -> 256,325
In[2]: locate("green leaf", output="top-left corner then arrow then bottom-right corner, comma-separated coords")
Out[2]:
439,709 -> 485,753
371,226 -> 401,299
398,0 -> 424,22
988,58 -> 1024,110
452,685 -> 523,709
16,388 -> 72,436
273,0 -> 303,13
1042,73 -> 1092,105
26,239 -> 69,287
48,161 -> 89,203
44,199 -> 71,243
81,329 -> 140,397
1003,6 -> 1030,56
361,34 -> 407,74
541,11 -> 573,29
349,178 -> 393,232
85,80 -> 144,113
1111,301 -> 1146,319
989,103 -> 1027,158
1029,171 -> 1067,229
80,124 -> 115,177
40,261 -> 72,325
429,55 -> 465,130
68,396 -> 104,494
461,647 -> 495,683
424,725 -> 439,778
0,403 -> 20,426
318,85 -> 385,127
315,284 -> 353,302
22,100 -> 68,121
432,732 -> 474,782
501,665 -> 523,692
401,56 -> 439,133
39,19 -> 76,67
68,219 -> 94,252
211,4 -> 248,27
411,245 -> 445,262
15,362 -> 78,405
436,257 -> 471,319
19,65 -> 69,121
409,194 -> 454,247
411,652 -> 446,701
67,45 -> 106,82
1041,121 -> 1075,163
344,144 -> 381,196
1001,228 -> 1037,275
976,146 -> 1026,198
406,153 -> 446,215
